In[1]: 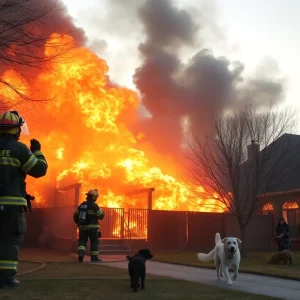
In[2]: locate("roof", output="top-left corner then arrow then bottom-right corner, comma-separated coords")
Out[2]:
257,188 -> 300,198
252,133 -> 300,194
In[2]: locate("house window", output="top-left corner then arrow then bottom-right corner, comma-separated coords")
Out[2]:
261,202 -> 274,215
282,201 -> 299,209
282,201 -> 299,235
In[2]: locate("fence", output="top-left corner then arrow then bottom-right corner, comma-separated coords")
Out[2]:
100,207 -> 124,239
99,208 -> 148,239
25,206 -> 273,253
25,207 -> 147,244
23,184 -> 273,252
24,205 -> 76,250
147,210 -> 273,252
128,208 -> 148,239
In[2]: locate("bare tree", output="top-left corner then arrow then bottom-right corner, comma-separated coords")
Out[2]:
0,0 -> 74,110
186,104 -> 297,257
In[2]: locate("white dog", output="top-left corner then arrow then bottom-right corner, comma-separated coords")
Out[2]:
197,232 -> 242,285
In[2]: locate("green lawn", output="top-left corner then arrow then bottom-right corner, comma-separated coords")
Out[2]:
3,261 -> 279,300
153,251 -> 300,280
18,261 -> 148,279
19,248 -> 76,262
1,278 -> 280,300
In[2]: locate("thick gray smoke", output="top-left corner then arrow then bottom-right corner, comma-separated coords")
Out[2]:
130,0 -> 284,163
32,0 -> 86,45
0,0 -> 86,73
1,0 -> 285,165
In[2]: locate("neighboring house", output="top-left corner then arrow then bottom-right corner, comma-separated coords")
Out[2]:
249,133 -> 300,239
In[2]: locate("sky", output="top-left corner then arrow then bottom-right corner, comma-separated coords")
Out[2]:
61,0 -> 300,122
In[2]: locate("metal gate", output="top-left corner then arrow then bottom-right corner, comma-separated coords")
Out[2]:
100,207 -> 124,239
99,208 -> 148,239
128,208 -> 148,239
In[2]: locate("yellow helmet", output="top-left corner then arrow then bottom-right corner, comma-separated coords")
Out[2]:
85,189 -> 99,197
0,111 -> 29,135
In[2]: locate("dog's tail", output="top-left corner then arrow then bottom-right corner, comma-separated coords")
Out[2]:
197,249 -> 214,262
126,255 -> 132,261
215,232 -> 221,245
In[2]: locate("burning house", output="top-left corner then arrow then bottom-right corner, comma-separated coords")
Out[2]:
1,0 -> 283,254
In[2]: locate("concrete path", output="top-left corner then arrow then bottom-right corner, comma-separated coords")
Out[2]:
69,253 -> 127,263
104,259 -> 300,300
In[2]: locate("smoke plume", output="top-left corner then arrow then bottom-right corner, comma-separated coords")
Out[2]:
0,0 -> 285,167
130,0 -> 284,163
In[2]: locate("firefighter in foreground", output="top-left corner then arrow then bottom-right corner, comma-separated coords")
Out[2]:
0,111 -> 48,289
73,189 -> 105,262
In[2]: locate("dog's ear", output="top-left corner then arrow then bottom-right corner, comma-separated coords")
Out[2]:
221,238 -> 227,243
236,238 -> 242,244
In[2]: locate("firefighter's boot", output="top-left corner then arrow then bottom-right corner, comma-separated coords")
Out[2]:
78,251 -> 84,262
0,279 -> 20,289
91,255 -> 102,262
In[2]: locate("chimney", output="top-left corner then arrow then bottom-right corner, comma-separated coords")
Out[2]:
247,140 -> 260,160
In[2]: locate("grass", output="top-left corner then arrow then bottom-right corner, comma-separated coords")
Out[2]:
5,249 -> 280,299
153,251 -> 300,280
17,261 -> 43,275
5,264 -> 277,300
1,279 -> 280,300
18,261 -> 142,279
19,248 -> 76,262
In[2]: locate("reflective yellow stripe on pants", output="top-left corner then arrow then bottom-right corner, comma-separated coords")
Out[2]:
0,196 -> 27,206
0,260 -> 18,270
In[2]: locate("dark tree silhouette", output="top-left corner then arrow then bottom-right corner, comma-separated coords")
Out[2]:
0,0 -> 75,110
186,104 -> 297,257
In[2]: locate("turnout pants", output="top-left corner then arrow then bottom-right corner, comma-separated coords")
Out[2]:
0,211 -> 26,285
78,229 -> 99,256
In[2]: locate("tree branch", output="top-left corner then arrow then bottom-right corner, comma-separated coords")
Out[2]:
186,103 -> 297,228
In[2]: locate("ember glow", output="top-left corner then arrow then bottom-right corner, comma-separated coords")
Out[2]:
3,34 -> 226,213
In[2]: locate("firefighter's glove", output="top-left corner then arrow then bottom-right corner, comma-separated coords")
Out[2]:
30,139 -> 41,153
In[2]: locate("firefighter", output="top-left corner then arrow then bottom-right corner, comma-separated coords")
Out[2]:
73,189 -> 105,262
0,111 -> 48,289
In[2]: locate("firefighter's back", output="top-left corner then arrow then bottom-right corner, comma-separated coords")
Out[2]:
0,135 -> 31,207
0,110 -> 47,289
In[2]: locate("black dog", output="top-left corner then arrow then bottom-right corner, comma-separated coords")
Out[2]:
126,249 -> 153,292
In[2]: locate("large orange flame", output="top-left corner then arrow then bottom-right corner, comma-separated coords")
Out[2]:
1,34 -> 226,213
